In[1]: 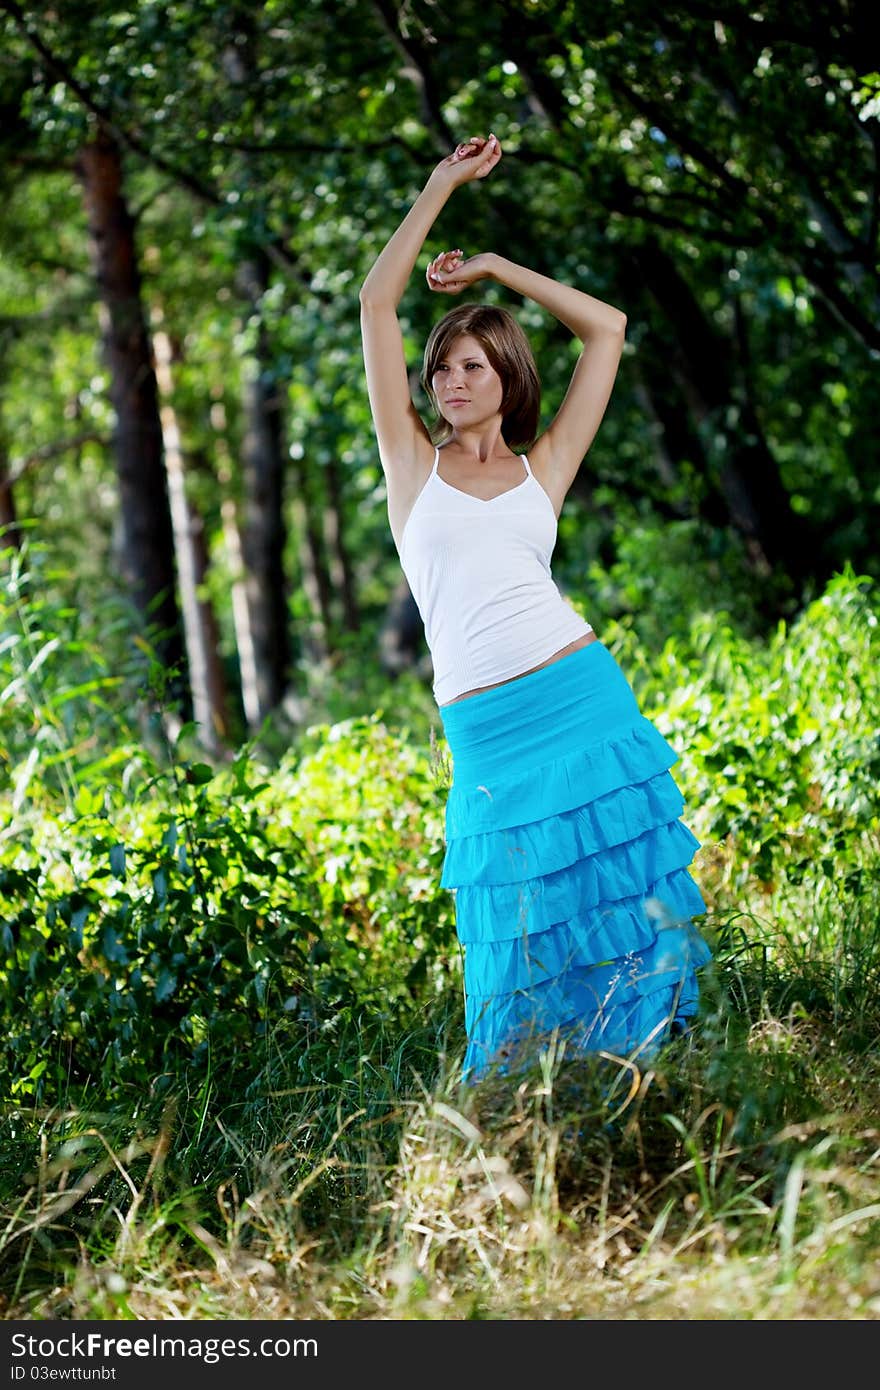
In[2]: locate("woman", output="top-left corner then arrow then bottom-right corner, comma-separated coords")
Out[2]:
359,134 -> 710,1082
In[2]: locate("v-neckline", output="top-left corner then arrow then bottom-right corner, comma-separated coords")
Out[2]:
435,453 -> 530,504
435,473 -> 531,504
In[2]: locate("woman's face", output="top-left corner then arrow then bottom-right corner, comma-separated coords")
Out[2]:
431,334 -> 504,428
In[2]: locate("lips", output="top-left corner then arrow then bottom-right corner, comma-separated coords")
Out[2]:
445,398 -> 469,406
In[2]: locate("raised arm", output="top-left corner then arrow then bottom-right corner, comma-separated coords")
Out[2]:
426,250 -> 626,515
359,137 -> 501,538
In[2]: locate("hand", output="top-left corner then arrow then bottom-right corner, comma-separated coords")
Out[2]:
429,134 -> 502,190
426,249 -> 494,294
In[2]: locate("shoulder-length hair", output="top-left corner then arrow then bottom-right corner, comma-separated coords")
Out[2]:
420,304 -> 541,451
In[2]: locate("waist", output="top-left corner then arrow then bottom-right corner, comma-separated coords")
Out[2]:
429,597 -> 593,705
439,631 -> 598,707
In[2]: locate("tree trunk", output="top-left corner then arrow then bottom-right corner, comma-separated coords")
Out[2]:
152,313 -> 232,754
235,253 -> 291,725
209,390 -> 259,734
630,363 -> 730,530
0,442 -> 22,552
288,445 -> 334,656
76,128 -> 188,711
323,452 -> 361,633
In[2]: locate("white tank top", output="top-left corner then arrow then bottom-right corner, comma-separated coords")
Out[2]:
398,448 -> 593,705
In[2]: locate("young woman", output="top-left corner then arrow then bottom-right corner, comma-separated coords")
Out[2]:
359,134 -> 710,1082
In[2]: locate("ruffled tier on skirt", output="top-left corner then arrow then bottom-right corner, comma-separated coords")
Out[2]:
439,641 -> 711,1081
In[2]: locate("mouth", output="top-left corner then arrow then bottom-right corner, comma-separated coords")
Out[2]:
445,398 -> 469,407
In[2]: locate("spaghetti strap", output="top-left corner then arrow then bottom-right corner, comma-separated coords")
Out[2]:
520,454 -> 533,477
430,447 -> 440,476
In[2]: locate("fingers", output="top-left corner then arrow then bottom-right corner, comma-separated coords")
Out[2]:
453,136 -> 484,157
451,133 -> 501,164
427,268 -> 464,292
475,132 -> 502,176
427,249 -> 463,287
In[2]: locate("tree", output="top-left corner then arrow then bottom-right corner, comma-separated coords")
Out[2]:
77,127 -> 188,702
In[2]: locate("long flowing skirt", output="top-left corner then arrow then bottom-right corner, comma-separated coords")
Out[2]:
438,641 -> 712,1082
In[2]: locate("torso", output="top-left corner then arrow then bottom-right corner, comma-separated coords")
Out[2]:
395,442 -> 599,705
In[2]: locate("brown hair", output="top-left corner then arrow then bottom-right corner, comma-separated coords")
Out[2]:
420,303 -> 541,450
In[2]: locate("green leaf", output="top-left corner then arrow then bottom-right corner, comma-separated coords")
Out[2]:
154,969 -> 177,1003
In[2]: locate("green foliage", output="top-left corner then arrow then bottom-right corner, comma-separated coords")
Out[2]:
0,728 -> 456,1102
0,542 -> 146,817
578,514 -> 773,651
0,554 -> 458,1104
605,567 -> 880,906
0,756 -> 321,1098
264,711 -> 458,988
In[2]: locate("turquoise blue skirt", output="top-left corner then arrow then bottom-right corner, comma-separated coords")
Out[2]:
439,641 -> 711,1082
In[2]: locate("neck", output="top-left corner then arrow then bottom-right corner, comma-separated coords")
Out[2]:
445,420 -> 508,462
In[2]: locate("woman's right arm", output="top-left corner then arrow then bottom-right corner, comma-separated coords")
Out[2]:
359,137 -> 501,516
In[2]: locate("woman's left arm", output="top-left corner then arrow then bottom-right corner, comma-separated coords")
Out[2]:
428,251 -> 626,513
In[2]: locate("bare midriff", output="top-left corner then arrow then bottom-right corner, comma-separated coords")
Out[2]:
439,630 -> 598,706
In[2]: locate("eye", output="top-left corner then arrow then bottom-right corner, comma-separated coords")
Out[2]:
465,362 -> 482,370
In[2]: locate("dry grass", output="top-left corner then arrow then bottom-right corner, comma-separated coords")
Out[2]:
3,1008 -> 879,1323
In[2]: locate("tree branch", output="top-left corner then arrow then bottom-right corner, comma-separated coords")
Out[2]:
370,0 -> 456,153
7,430 -> 110,484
